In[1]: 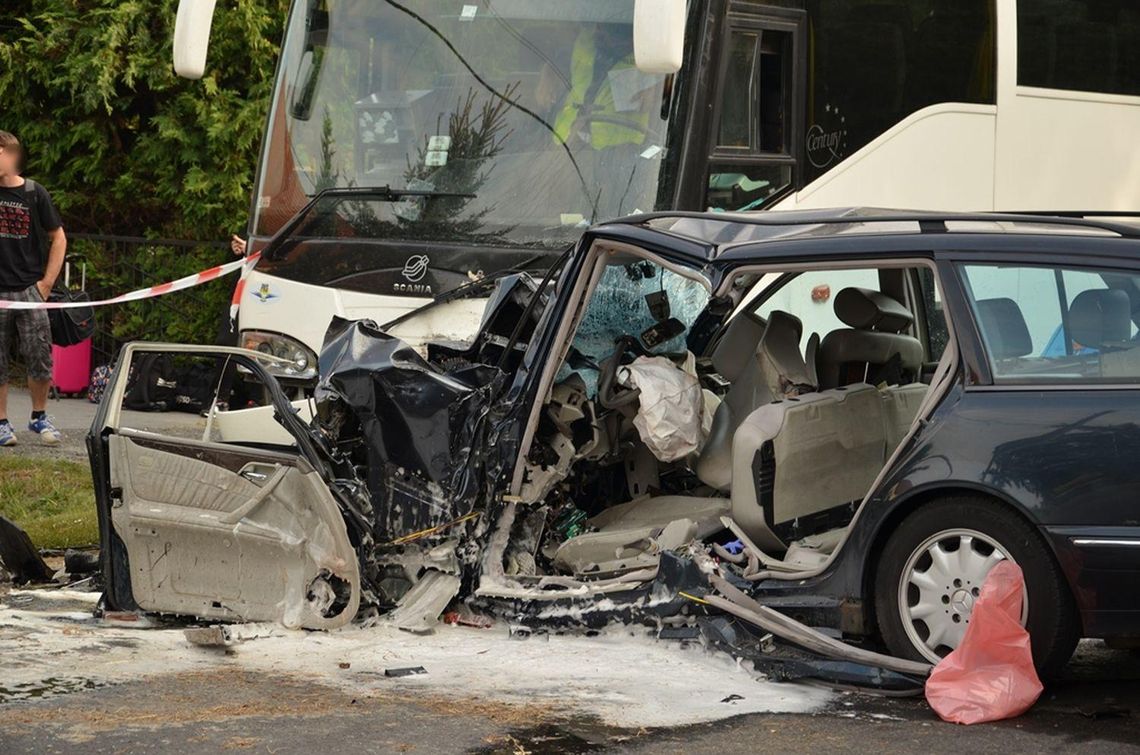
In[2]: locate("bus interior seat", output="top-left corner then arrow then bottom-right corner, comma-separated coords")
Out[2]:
817,287 -> 924,390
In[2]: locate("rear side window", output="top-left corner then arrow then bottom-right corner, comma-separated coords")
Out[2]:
961,263 -> 1140,383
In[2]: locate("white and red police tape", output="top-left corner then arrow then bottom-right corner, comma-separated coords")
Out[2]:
0,252 -> 262,311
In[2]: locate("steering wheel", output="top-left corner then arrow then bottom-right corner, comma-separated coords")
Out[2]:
598,336 -> 643,410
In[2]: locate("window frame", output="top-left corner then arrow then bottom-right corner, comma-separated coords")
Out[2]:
954,258 -> 1140,389
702,3 -> 807,211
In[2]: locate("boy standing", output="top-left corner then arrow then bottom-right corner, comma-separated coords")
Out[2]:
0,130 -> 66,445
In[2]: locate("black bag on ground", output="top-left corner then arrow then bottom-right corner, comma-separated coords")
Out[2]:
123,353 -> 178,412
122,354 -> 217,414
169,360 -> 216,414
46,288 -> 95,346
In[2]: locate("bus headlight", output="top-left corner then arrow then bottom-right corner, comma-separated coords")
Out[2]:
240,331 -> 318,380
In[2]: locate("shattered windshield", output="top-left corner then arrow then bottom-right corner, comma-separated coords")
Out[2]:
253,0 -> 673,247
559,262 -> 710,395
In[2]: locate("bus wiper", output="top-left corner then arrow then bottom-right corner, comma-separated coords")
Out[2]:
368,185 -> 476,201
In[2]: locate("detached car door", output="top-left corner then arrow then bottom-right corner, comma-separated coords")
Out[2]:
89,345 -> 360,629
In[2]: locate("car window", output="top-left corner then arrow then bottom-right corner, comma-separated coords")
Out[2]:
755,268 -> 881,353
961,263 -> 1140,383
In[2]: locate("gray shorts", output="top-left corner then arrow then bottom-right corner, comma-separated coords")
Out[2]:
0,285 -> 53,383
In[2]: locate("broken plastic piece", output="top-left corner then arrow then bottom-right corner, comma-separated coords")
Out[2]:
658,625 -> 702,641
386,570 -> 461,633
925,561 -> 1044,725
385,666 -> 428,678
185,625 -> 237,648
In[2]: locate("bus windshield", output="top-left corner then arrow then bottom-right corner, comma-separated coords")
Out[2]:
253,0 -> 673,248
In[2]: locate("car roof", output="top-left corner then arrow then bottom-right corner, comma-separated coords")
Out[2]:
587,207 -> 1140,264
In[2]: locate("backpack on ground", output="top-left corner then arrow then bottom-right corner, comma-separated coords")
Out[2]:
122,353 -> 178,412
88,364 -> 113,404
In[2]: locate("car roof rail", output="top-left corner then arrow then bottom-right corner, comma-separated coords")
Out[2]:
620,209 -> 1140,240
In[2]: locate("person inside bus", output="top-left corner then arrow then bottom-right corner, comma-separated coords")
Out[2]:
551,24 -> 653,151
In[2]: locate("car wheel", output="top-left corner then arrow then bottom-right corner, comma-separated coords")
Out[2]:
874,496 -> 1079,677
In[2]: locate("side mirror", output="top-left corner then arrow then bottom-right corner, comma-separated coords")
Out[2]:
173,0 -> 218,79
634,0 -> 687,74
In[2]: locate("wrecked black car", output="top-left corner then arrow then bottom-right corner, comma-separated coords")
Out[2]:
88,209 -> 1140,678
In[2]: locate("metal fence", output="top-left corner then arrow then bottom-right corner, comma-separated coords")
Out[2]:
66,233 -> 231,368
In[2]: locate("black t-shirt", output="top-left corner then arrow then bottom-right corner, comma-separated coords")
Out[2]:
0,180 -> 62,292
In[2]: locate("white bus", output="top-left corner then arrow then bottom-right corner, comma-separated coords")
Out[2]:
176,0 -> 1140,383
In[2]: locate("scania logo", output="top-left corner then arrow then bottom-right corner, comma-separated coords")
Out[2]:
403,254 -> 430,283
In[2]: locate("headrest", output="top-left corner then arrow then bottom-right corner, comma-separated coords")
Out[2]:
759,310 -> 813,393
1069,289 -> 1132,349
976,298 -> 1032,359
713,312 -> 765,382
834,287 -> 914,333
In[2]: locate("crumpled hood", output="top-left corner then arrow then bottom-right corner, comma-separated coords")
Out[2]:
313,317 -> 507,543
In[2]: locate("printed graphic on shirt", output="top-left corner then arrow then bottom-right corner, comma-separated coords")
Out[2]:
0,200 -> 31,240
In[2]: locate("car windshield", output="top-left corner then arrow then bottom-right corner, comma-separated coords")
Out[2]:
253,0 -> 673,248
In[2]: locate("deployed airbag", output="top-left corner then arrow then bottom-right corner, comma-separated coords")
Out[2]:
621,355 -> 703,462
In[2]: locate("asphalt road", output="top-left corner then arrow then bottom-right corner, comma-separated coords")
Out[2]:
0,641 -> 1136,754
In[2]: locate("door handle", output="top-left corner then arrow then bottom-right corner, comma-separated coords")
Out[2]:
238,462 -> 277,485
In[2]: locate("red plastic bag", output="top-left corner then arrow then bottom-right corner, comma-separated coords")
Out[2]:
924,560 -> 1043,725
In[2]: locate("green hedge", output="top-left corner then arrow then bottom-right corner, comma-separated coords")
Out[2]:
0,0 -> 288,344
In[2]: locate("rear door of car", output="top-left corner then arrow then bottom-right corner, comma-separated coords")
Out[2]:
89,344 -> 360,629
936,243 -> 1140,635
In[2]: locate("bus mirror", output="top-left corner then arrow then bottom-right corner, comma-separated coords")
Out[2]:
173,0 -> 218,79
634,0 -> 686,74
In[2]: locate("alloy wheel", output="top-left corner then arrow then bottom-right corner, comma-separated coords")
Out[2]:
896,528 -> 1025,664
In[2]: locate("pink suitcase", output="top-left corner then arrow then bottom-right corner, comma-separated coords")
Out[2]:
52,339 -> 92,395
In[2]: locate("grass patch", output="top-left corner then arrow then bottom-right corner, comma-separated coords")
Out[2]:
0,456 -> 98,550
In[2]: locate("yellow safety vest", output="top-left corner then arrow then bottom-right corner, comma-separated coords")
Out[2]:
553,30 -> 651,149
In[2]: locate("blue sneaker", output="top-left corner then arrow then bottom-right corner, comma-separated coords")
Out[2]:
0,421 -> 16,447
28,415 -> 62,446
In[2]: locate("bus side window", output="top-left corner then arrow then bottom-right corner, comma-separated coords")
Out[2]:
706,20 -> 799,212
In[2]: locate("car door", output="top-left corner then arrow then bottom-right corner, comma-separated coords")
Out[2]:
90,344 -> 360,629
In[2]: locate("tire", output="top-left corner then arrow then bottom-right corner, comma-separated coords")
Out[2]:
874,496 -> 1080,678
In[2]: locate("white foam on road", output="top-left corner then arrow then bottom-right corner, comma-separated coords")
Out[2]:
0,589 -> 829,726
